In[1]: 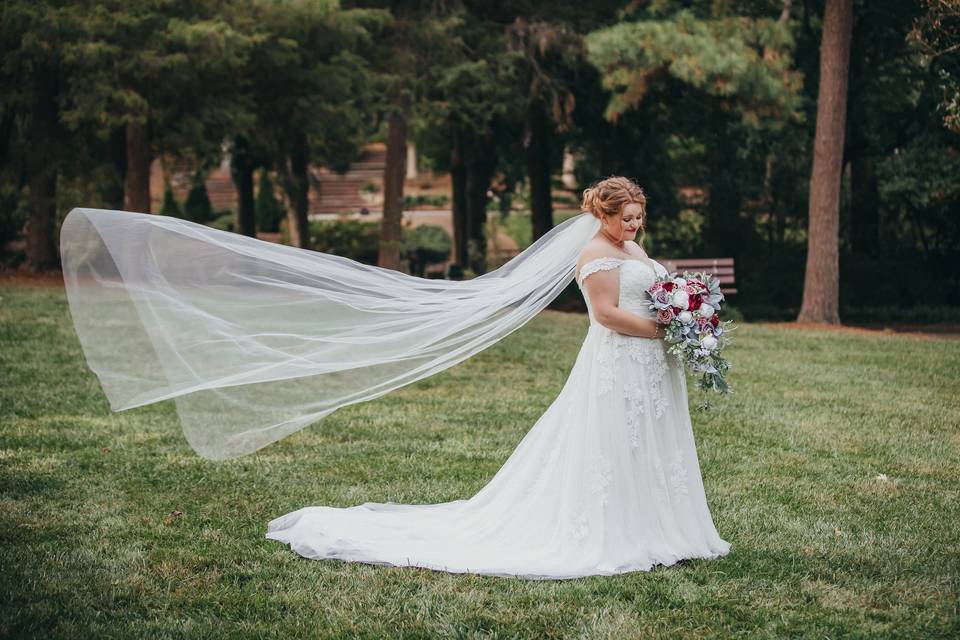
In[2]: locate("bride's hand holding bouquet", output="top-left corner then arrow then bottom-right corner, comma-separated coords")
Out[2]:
642,270 -> 736,410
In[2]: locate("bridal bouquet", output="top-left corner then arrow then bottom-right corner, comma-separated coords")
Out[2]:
641,270 -> 736,410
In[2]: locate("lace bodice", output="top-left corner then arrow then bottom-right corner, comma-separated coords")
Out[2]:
576,256 -> 667,325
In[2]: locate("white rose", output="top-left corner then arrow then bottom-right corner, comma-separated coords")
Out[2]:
677,310 -> 693,324
673,277 -> 687,287
670,289 -> 689,310
701,335 -> 718,350
698,303 -> 715,318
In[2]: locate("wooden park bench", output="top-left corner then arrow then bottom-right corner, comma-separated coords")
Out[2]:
430,255 -> 737,297
658,257 -> 737,296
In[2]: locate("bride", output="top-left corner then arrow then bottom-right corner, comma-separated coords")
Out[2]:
264,177 -> 731,578
59,175 -> 730,580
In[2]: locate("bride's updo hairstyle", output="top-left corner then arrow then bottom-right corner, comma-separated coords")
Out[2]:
581,176 -> 648,239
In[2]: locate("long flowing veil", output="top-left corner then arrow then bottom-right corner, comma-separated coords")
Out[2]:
59,208 -> 602,460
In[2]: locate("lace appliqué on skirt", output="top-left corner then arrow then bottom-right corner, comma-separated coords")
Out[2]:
568,453 -> 614,544
596,330 -> 620,396
669,451 -> 690,497
617,334 -> 671,424
624,379 -> 646,448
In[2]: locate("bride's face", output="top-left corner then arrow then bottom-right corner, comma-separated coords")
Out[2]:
603,203 -> 642,240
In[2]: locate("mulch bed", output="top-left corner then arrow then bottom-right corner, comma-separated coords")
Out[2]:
0,269 -> 65,288
755,321 -> 960,340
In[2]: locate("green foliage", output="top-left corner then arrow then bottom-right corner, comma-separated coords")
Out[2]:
875,129 -> 960,257
0,0 -> 956,313
208,211 -> 235,233
302,219 -> 452,272
491,210 -> 583,252
308,219 -> 382,264
909,0 -> 960,133
584,9 -> 804,125
59,1 -> 255,157
402,194 -> 449,209
645,209 -> 706,257
255,171 -> 283,232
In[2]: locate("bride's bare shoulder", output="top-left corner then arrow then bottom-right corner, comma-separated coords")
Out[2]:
577,240 -> 615,269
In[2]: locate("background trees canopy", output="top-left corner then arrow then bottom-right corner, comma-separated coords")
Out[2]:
0,0 -> 956,320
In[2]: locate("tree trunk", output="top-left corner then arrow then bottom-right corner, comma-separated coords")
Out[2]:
124,120 -> 151,213
450,130 -> 469,269
102,125 -> 126,209
231,136 -> 257,237
378,94 -> 408,271
797,0 -> 853,324
285,133 -> 311,249
465,140 -> 497,275
526,101 -> 554,242
25,72 -> 59,271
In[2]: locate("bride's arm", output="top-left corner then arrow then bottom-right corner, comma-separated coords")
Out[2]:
583,269 -> 664,339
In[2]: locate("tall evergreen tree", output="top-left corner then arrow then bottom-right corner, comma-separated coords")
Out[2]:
585,6 -> 804,258
238,0 -> 383,249
0,1 -> 69,270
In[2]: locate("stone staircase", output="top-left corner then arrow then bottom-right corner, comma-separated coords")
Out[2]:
152,144 -> 391,216
311,145 -> 386,214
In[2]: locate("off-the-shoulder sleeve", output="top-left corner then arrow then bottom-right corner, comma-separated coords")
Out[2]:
576,257 -> 625,286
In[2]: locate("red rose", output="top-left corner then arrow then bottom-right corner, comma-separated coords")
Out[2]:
710,315 -> 719,327
663,282 -> 675,292
688,295 -> 702,311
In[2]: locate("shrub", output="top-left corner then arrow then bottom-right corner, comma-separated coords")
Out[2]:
298,219 -> 452,273
403,224 -> 452,277
159,185 -> 183,218
308,219 -> 381,264
209,211 -> 235,232
184,174 -> 214,223
403,194 -> 449,209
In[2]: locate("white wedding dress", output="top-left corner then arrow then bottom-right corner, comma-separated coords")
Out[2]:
266,255 -> 731,579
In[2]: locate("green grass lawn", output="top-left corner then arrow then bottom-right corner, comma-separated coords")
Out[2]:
2,283 -> 959,638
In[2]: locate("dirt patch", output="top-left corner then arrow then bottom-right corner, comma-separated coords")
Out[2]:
756,321 -> 960,340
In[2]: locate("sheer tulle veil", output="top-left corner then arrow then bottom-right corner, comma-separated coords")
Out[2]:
59,208 -> 602,460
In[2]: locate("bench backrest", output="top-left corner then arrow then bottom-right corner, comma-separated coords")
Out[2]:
431,253 -> 738,296
658,257 -> 737,296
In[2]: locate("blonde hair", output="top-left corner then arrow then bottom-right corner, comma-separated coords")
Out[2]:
580,176 -> 648,240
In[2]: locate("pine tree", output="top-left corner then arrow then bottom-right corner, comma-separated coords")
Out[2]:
159,185 -> 183,218
184,173 -> 213,223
